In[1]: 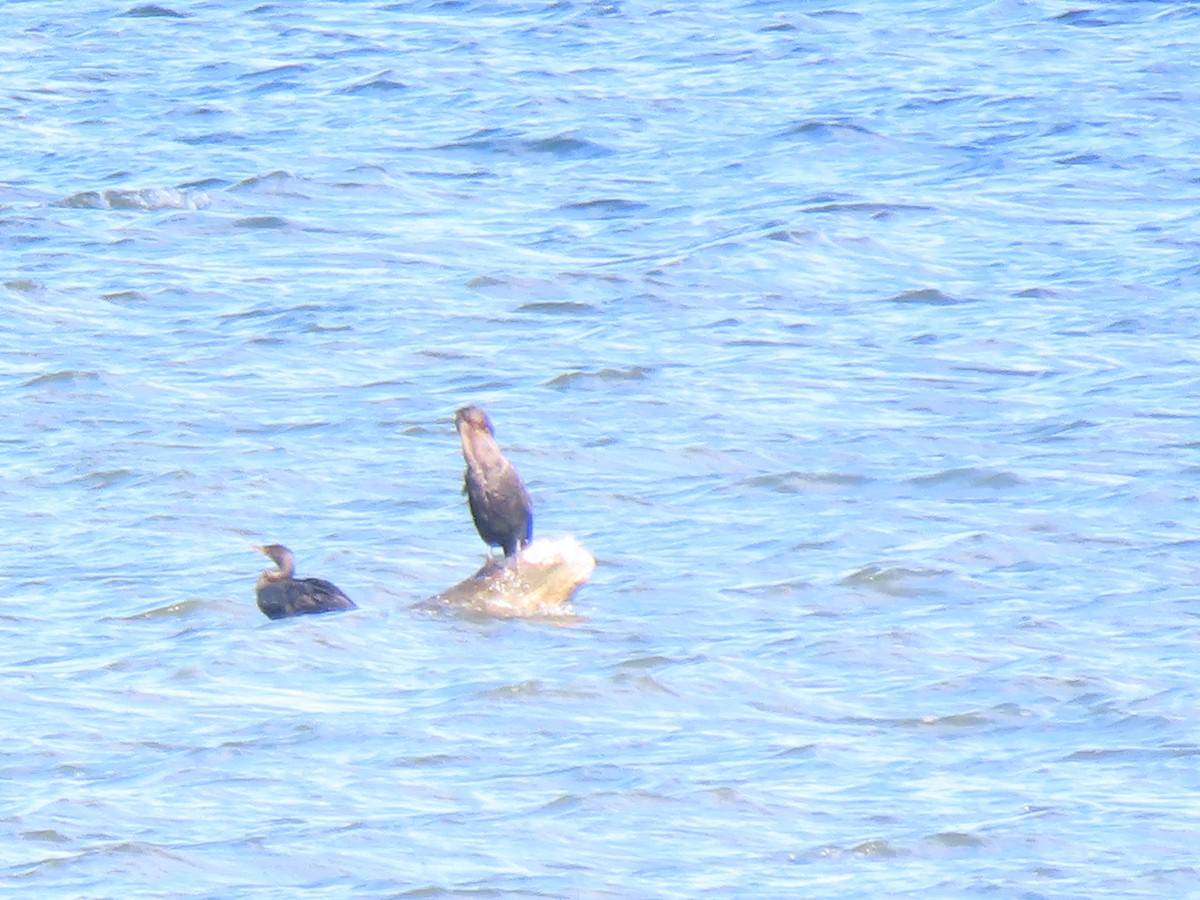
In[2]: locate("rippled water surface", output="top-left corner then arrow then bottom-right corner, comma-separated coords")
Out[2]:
4,1 -> 1200,896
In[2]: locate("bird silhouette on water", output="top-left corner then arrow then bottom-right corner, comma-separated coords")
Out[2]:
253,544 -> 356,620
455,405 -> 533,561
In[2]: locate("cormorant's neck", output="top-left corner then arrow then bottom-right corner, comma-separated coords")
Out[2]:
257,569 -> 290,590
461,429 -> 506,472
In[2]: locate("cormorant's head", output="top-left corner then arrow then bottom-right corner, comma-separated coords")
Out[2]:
254,543 -> 295,577
455,405 -> 494,437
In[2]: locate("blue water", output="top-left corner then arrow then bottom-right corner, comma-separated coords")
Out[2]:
3,1 -> 1200,896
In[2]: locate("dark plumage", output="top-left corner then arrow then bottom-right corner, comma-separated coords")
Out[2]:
455,405 -> 533,559
253,544 -> 356,620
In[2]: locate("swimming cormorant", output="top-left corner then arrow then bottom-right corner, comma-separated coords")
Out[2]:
253,544 -> 356,620
455,405 -> 533,560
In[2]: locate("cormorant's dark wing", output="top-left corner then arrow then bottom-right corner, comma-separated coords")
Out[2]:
291,578 -> 357,616
465,462 -> 533,557
258,578 -> 356,619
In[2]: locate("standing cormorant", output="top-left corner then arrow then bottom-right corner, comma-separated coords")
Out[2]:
253,544 -> 357,620
455,405 -> 533,560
